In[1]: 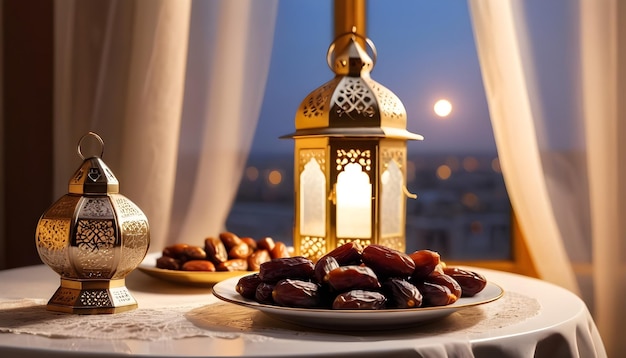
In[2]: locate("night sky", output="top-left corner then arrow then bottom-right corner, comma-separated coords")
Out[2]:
252,0 -> 495,155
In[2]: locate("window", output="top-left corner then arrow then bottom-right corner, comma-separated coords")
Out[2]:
227,0 -> 515,264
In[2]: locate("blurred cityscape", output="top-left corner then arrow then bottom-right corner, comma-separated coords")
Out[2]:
226,152 -> 511,261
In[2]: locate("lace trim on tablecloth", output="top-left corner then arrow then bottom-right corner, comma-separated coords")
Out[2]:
0,298 -> 250,342
0,291 -> 539,342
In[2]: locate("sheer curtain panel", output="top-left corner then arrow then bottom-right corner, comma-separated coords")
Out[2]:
54,0 -> 277,252
469,0 -> 625,355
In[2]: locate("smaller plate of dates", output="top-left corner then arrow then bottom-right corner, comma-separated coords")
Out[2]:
213,275 -> 503,330
137,232 -> 293,287
138,252 -> 248,286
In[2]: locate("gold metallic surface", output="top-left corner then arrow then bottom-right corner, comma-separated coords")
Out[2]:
334,0 -> 367,52
46,278 -> 138,314
36,133 -> 149,314
285,15 -> 423,259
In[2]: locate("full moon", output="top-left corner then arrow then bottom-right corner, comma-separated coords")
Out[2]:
434,99 -> 452,117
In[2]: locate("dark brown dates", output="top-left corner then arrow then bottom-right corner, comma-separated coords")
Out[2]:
443,267 -> 487,297
233,244 -> 490,311
181,260 -> 215,271
383,278 -> 423,308
415,281 -> 457,306
219,231 -> 243,250
409,249 -> 440,279
313,255 -> 339,284
272,279 -> 320,308
332,290 -> 386,310
229,242 -> 252,259
361,244 -> 415,278
326,265 -> 381,292
247,249 -> 271,271
217,258 -> 248,271
324,242 -> 363,265
236,273 -> 262,299
155,232 -> 291,272
424,272 -> 462,301
255,282 -> 275,304
204,237 -> 228,264
259,256 -> 314,283
156,256 -> 180,270
270,241 -> 291,259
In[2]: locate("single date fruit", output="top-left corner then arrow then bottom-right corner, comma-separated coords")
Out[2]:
204,237 -> 228,264
326,265 -> 381,292
259,256 -> 315,283
324,242 -> 363,265
383,278 -> 423,308
240,237 -> 257,250
443,267 -> 487,297
270,241 -> 290,259
216,258 -> 248,271
361,244 -> 415,278
229,242 -> 252,259
181,259 -> 215,272
332,290 -> 387,310
219,231 -> 243,250
272,279 -> 320,308
314,255 -> 340,284
156,256 -> 180,270
409,249 -> 440,279
236,274 -> 263,299
256,237 -> 276,251
415,281 -> 458,306
255,282 -> 275,304
247,249 -> 271,271
162,243 -> 189,259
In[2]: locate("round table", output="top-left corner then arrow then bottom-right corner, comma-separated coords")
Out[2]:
0,264 -> 606,358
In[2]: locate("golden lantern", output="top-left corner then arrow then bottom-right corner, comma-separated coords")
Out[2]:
282,31 -> 423,261
35,132 -> 150,314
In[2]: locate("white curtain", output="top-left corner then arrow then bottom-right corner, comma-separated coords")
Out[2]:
54,0 -> 278,251
468,0 -> 625,356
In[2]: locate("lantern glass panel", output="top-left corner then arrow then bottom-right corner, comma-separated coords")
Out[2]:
381,159 -> 403,237
300,157 -> 326,237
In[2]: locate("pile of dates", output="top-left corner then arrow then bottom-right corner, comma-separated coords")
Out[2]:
235,242 -> 487,310
155,232 -> 290,272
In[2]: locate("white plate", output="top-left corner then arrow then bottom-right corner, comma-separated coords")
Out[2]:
212,275 -> 504,330
137,252 -> 252,287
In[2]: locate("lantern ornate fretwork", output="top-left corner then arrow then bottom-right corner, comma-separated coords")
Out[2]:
35,132 -> 150,314
282,31 -> 423,261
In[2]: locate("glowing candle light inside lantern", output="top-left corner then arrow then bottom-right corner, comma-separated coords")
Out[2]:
336,162 -> 372,238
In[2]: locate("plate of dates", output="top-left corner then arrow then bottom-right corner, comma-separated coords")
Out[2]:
212,243 -> 504,330
137,232 -> 292,287
138,252 -> 248,286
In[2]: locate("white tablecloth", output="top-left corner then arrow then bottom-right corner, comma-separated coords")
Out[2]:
0,264 -> 606,357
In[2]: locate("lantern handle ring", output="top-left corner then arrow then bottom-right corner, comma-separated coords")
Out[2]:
326,28 -> 377,71
77,131 -> 105,160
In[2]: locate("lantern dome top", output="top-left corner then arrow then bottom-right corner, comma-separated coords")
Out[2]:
68,132 -> 120,195
282,31 -> 423,141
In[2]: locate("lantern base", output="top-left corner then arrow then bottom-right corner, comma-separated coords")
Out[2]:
46,278 -> 138,314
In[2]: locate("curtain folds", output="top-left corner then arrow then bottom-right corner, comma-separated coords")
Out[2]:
467,0 -> 579,292
469,0 -> 625,355
53,0 -> 278,251
580,0 -> 626,355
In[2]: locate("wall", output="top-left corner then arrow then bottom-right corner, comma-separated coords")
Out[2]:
1,0 -> 54,269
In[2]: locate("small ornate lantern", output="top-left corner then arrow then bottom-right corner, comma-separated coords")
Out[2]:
35,132 -> 150,314
283,31 -> 423,261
